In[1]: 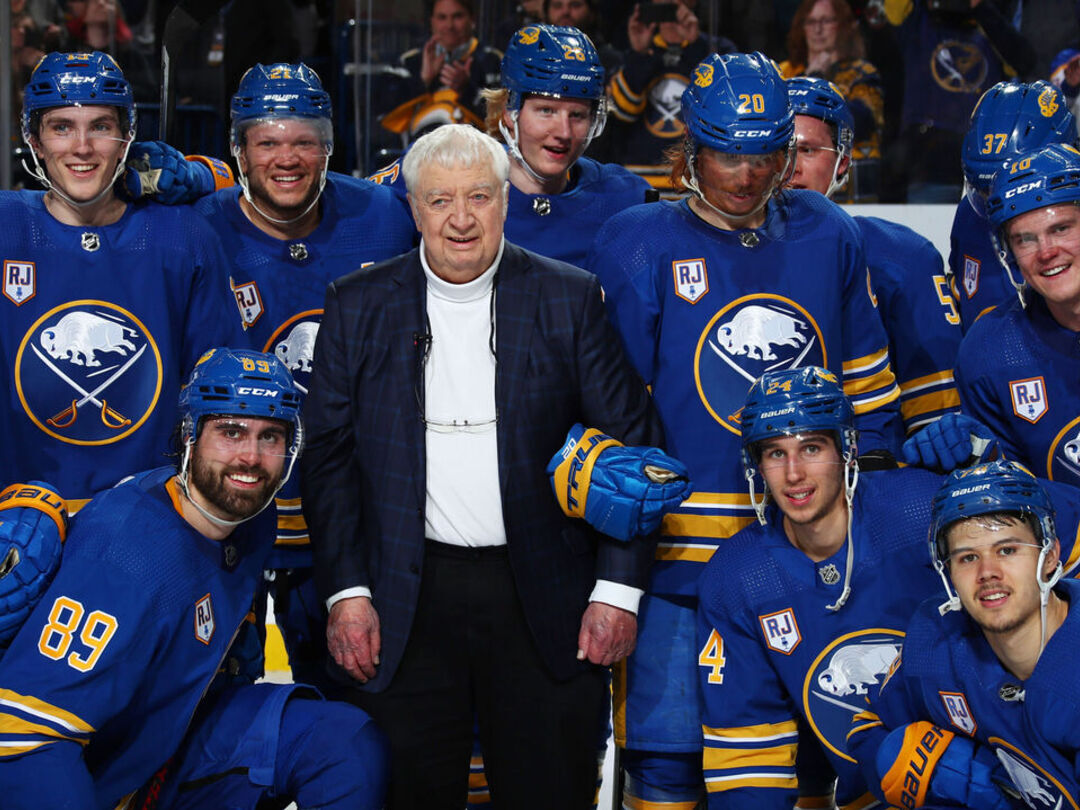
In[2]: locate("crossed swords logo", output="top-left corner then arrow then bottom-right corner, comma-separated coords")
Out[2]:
31,342 -> 146,429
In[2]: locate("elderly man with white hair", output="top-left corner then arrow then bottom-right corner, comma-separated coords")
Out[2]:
300,124 -> 665,809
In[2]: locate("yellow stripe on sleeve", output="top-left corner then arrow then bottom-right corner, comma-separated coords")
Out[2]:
0,689 -> 93,736
703,742 -> 797,771
703,719 -> 799,741
900,389 -> 961,422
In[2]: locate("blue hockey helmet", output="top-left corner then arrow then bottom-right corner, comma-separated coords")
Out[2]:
929,460 -> 1056,568
180,347 -> 302,436
230,62 -> 333,149
786,76 -> 853,153
740,366 -> 856,477
681,51 -> 794,155
21,51 -> 136,141
986,143 -> 1080,234
502,25 -> 606,110
962,80 -> 1076,212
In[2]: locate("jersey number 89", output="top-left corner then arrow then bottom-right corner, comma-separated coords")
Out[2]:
37,596 -> 118,672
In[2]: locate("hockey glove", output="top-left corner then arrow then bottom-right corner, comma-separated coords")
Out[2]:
547,423 -> 692,542
876,722 -> 1012,810
901,413 -> 999,473
0,482 -> 67,649
124,141 -> 234,204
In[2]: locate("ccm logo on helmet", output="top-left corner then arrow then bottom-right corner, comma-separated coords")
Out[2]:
735,129 -> 774,138
236,387 -> 280,397
1004,180 -> 1043,198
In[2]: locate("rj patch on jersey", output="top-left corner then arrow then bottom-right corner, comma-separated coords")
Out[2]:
673,258 -> 708,303
3,261 -> 35,306
804,629 -> 904,762
963,256 -> 980,299
231,278 -> 264,329
195,593 -> 215,644
759,608 -> 800,654
1010,377 -> 1047,424
14,301 -> 163,445
940,691 -> 976,735
695,295 -> 826,434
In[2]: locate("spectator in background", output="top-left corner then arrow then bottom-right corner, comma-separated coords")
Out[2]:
606,0 -> 735,191
779,0 -> 884,201
544,0 -> 622,77
384,0 -> 502,143
883,0 -> 1035,202
1051,45 -> 1080,125
63,0 -> 155,98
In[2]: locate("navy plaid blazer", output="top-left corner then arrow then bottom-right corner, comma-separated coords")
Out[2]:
300,242 -> 664,691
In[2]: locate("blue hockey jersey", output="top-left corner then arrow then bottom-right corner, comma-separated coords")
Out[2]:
947,198 -> 1018,332
857,215 -> 962,434
849,576 -> 1080,810
370,155 -> 650,269
0,467 -> 276,809
194,173 -> 416,554
696,468 -> 944,809
955,294 -> 1080,488
588,191 -> 902,596
0,194 -> 239,510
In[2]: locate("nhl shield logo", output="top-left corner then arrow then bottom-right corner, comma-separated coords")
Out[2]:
940,691 -> 976,735
963,256 -> 980,299
759,608 -> 801,654
195,593 -> 215,645
80,232 -> 101,253
1010,377 -> 1047,424
3,261 -> 35,305
673,259 -> 708,303
231,278 -> 264,329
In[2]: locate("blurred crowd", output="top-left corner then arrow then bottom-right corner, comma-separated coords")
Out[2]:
8,0 -> 1080,201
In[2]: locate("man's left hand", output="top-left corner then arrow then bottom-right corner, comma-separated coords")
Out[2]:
577,602 -> 637,666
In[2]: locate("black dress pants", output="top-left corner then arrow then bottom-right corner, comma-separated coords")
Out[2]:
347,540 -> 607,810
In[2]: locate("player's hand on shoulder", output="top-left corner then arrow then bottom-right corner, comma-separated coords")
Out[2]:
124,141 -> 225,205
547,423 -> 692,542
901,413 -> 999,473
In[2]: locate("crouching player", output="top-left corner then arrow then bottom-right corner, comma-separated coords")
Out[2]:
849,462 -> 1080,809
0,348 -> 387,810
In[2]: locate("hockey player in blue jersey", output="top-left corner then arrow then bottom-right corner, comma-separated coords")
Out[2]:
0,52 -> 239,512
948,80 -> 1076,333
586,51 -> 902,807
0,347 -> 388,810
696,366 -> 947,809
848,462 -> 1080,809
946,144 -> 1080,489
786,76 -> 963,438
370,24 -> 651,269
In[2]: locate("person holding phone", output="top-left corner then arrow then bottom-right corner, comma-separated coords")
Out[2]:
605,0 -> 735,191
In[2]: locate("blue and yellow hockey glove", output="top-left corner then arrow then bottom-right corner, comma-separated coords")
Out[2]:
876,722 -> 1013,809
0,482 -> 67,650
124,141 -> 234,204
901,413 -> 1000,473
547,423 -> 691,542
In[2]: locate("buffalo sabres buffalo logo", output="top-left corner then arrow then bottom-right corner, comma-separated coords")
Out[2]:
15,301 -> 162,445
518,26 -> 540,45
645,74 -> 689,139
264,310 -> 321,396
931,41 -> 987,94
803,629 -> 904,762
694,63 -> 713,88
695,296 -> 825,434
1039,86 -> 1061,119
993,742 -> 1077,809
1050,416 -> 1080,484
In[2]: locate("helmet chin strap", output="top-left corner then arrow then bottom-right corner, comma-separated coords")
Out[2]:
1036,544 -> 1064,661
499,115 -> 551,187
826,456 -> 859,612
234,147 -> 330,227
683,141 -> 795,229
825,146 -> 850,200
24,134 -> 134,212
991,232 -> 1029,310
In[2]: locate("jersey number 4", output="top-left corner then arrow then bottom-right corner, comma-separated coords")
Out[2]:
698,628 -> 727,684
37,596 -> 118,672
